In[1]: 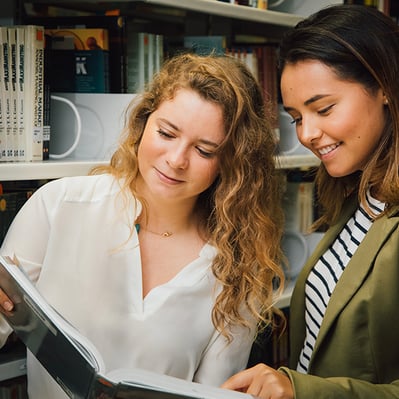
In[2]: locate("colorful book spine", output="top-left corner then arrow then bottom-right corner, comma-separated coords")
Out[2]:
23,25 -> 45,161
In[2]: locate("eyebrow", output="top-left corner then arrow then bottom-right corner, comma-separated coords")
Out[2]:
157,118 -> 221,148
284,94 -> 331,112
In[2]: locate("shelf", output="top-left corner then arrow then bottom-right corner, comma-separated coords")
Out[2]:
0,339 -> 27,382
0,160 -> 108,181
26,0 -> 302,25
0,155 -> 319,181
134,0 -> 303,27
0,357 -> 26,382
276,154 -> 320,170
23,0 -> 303,40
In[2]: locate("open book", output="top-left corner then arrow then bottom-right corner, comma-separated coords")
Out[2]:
0,255 -> 253,399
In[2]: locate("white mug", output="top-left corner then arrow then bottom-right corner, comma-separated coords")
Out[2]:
49,93 -> 135,161
282,230 -> 308,280
49,95 -> 82,160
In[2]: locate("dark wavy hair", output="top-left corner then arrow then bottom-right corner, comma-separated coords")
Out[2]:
279,4 -> 399,227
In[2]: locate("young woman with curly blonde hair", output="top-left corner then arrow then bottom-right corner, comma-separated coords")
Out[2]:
0,52 -> 284,399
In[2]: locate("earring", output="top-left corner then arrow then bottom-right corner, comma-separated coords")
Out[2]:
383,97 -> 389,105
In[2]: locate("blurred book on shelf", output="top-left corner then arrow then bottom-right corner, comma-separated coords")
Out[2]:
45,28 -> 110,93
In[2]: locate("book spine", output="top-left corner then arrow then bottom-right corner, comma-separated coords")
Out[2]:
0,27 -> 7,161
1,27 -> 13,161
8,27 -> 18,161
42,34 -> 51,160
74,49 -> 110,93
16,26 -> 26,161
24,25 -> 45,162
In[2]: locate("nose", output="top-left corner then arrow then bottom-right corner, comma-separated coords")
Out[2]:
298,116 -> 322,147
166,144 -> 189,170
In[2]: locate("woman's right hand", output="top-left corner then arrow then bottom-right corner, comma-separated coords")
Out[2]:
221,363 -> 294,399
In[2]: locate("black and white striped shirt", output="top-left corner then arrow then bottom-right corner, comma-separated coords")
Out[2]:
297,191 -> 385,373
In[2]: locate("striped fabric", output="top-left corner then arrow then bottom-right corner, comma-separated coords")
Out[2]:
297,191 -> 385,373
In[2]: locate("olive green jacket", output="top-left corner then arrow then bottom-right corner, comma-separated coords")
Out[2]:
280,197 -> 399,399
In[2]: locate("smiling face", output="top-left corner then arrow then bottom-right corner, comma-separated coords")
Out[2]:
281,60 -> 387,177
136,88 -> 225,206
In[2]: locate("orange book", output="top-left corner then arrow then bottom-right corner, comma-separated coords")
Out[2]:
45,28 -> 109,50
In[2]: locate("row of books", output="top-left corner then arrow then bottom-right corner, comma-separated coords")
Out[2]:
0,25 -> 46,162
45,26 -> 164,95
24,15 -> 165,95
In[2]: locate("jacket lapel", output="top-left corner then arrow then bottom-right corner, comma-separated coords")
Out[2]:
308,203 -> 399,369
289,197 -> 358,367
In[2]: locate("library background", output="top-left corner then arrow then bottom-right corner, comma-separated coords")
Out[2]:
0,0 -> 397,397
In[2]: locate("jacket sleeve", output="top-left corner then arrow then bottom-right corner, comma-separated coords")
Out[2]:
279,368 -> 399,399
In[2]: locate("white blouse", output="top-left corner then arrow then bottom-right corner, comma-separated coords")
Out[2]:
0,174 -> 254,399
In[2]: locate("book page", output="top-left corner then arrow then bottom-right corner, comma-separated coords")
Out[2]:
0,255 -> 104,398
106,368 -> 253,399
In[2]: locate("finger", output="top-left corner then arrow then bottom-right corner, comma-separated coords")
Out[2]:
0,289 -> 14,312
221,368 -> 257,391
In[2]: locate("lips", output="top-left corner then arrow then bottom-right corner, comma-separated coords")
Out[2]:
318,142 -> 341,156
155,168 -> 184,184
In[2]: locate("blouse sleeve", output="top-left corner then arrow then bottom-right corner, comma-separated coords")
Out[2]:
0,180 -> 60,282
193,322 -> 255,387
0,182 -> 56,348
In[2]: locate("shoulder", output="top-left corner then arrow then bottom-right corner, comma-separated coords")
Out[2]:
36,174 -> 122,203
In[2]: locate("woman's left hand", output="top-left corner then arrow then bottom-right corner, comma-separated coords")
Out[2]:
221,363 -> 294,399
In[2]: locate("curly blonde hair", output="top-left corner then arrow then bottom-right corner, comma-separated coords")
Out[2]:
92,53 -> 285,339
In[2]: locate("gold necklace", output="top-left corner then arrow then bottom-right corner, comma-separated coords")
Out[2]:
135,223 -> 173,238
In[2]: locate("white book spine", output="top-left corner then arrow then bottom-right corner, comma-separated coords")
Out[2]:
0,27 -> 7,161
1,27 -> 12,161
24,25 -> 44,161
8,27 -> 18,161
16,26 -> 26,161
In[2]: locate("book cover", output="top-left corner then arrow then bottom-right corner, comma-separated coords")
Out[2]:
45,28 -> 109,50
0,255 -> 252,399
45,28 -> 110,93
23,25 -> 45,162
